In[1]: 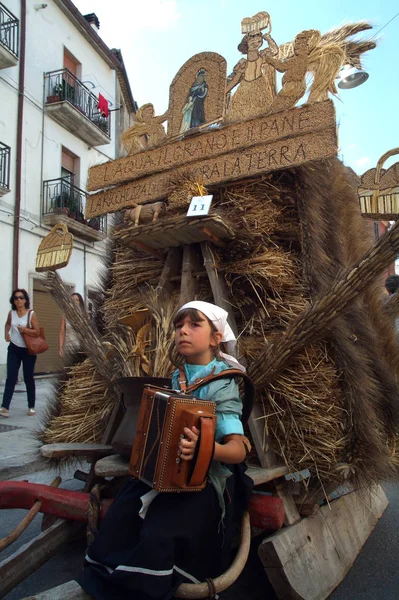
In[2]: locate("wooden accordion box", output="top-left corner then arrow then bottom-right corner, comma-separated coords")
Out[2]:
129,386 -> 216,492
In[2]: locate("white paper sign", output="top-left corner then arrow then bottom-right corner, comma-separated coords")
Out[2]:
186,195 -> 213,217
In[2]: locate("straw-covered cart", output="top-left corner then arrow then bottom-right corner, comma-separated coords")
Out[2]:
1,10 -> 399,600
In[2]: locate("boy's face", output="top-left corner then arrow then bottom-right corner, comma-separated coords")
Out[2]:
174,312 -> 222,365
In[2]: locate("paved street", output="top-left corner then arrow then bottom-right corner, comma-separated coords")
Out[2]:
0,379 -> 398,599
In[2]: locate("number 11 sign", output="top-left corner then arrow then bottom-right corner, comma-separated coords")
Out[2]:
186,195 -> 213,217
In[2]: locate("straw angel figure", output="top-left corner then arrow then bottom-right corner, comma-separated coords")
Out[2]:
263,29 -> 345,113
121,104 -> 168,155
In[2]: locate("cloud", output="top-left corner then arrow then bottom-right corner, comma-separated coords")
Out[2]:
355,157 -> 371,167
74,0 -> 181,34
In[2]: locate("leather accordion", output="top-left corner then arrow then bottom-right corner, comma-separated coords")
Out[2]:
129,386 -> 216,492
129,368 -> 255,493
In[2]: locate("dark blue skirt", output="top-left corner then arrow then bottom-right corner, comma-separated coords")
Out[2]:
77,464 -> 252,600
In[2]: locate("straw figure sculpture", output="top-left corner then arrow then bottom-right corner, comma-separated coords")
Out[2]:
37,21 -> 399,501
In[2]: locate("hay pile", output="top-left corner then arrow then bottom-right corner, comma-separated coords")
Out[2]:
39,158 -> 399,498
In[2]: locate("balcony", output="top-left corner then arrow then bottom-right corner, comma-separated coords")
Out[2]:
44,69 -> 111,147
0,3 -> 19,69
43,178 -> 107,242
0,141 -> 10,196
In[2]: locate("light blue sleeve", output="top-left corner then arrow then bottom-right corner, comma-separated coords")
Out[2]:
205,378 -> 244,441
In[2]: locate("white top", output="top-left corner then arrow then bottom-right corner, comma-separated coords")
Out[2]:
9,310 -> 32,348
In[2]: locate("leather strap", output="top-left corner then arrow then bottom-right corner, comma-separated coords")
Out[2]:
188,416 -> 215,487
179,368 -> 255,425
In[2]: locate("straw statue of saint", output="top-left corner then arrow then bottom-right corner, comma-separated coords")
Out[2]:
180,69 -> 208,134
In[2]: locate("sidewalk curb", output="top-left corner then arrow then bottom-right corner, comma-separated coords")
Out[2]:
0,454 -> 45,481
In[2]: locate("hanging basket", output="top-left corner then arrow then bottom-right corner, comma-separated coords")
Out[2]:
359,148 -> 399,220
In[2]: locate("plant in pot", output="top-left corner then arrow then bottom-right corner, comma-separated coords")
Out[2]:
92,113 -> 109,134
87,217 -> 101,231
51,189 -> 72,215
67,196 -> 79,220
50,194 -> 68,215
47,82 -> 63,104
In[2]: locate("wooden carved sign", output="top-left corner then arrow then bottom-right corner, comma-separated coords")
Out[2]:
85,12 -> 375,218
35,224 -> 74,272
167,52 -> 227,138
86,101 -> 337,218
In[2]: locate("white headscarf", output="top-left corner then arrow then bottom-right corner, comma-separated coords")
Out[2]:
177,301 -> 246,372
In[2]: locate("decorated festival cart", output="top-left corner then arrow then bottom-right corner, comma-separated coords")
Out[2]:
1,10 -> 399,600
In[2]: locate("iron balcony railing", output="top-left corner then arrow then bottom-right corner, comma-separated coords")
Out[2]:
44,68 -> 110,136
0,141 -> 10,191
0,3 -> 19,59
43,177 -> 107,234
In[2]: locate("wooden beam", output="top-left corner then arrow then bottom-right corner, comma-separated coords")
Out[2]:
94,453 -> 288,484
275,481 -> 301,525
179,244 -> 201,306
21,580 -> 91,600
201,240 -> 279,469
0,520 -> 82,598
258,486 -> 388,600
40,443 -> 114,459
200,241 -> 238,334
156,246 -> 181,296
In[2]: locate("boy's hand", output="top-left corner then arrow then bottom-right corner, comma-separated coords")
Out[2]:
179,426 -> 199,461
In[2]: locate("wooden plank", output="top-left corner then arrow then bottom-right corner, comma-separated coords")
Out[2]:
248,465 -> 288,486
179,244 -> 201,306
94,453 -> 288,484
156,247 -> 181,296
115,216 -> 235,250
275,480 -> 301,525
247,402 -> 278,470
95,453 -> 130,477
87,101 -> 335,191
86,127 -> 338,218
201,241 -> 238,333
258,485 -> 389,600
21,580 -> 91,600
0,520 -> 82,598
40,443 -> 115,459
201,240 -> 277,469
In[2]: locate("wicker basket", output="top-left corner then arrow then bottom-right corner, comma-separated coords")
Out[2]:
359,148 -> 399,220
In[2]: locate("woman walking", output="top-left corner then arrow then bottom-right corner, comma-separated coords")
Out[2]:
1,289 -> 40,417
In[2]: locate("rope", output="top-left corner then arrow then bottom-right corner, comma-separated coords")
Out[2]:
205,578 -> 217,599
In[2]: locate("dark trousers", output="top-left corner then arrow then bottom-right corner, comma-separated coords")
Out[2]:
2,342 -> 36,409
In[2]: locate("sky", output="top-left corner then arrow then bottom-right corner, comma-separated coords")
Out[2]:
73,0 -> 399,174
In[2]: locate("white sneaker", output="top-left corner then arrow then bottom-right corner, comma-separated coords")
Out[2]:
27,408 -> 36,416
0,408 -> 10,418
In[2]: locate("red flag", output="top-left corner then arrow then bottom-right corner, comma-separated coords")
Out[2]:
98,93 -> 109,117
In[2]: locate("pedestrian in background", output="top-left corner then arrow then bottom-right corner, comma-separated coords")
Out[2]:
384,274 -> 399,335
1,289 -> 40,418
385,274 -> 399,297
58,292 -> 85,358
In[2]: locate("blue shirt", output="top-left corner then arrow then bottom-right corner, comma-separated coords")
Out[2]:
171,358 -> 244,439
171,358 -> 244,519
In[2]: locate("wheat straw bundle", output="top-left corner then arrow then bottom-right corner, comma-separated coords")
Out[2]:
102,244 -> 163,329
41,359 -> 113,445
259,343 -> 345,488
223,249 -> 298,294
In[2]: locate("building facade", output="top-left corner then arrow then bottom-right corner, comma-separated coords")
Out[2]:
0,0 -> 136,377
